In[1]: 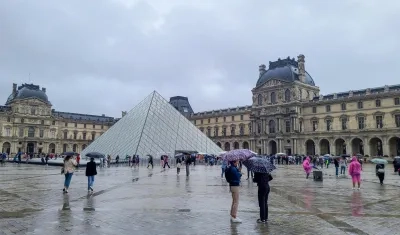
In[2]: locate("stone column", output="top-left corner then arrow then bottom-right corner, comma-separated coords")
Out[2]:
277,118 -> 280,132
363,137 -> 370,156
383,137 -> 390,156
265,140 -> 269,155
315,142 -> 320,155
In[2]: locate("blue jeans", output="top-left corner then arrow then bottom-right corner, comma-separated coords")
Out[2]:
87,176 -> 95,190
64,173 -> 73,188
221,168 -> 225,177
340,166 -> 346,174
335,167 -> 339,176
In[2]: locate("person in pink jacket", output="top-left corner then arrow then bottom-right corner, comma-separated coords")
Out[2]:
303,157 -> 312,179
348,156 -> 362,190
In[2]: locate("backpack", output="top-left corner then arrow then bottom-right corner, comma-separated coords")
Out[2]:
225,167 -> 233,183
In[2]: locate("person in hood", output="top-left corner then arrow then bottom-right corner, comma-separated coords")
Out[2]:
348,156 -> 362,190
302,157 -> 312,179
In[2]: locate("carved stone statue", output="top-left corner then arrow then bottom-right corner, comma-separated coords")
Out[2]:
252,95 -> 256,103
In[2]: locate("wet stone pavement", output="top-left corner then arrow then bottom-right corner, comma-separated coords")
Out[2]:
1,163 -> 400,235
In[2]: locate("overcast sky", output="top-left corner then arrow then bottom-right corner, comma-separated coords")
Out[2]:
1,0 -> 400,118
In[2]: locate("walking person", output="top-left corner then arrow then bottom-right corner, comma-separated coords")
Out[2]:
226,160 -> 242,223
339,157 -> 347,175
176,159 -> 181,175
163,155 -> 170,169
253,172 -> 272,223
221,159 -> 227,178
63,155 -> 77,194
160,155 -> 164,168
85,157 -> 97,193
246,167 -> 253,180
334,158 -> 339,177
348,156 -> 362,190
303,157 -> 312,179
376,163 -> 385,185
147,155 -> 153,169
185,155 -> 190,176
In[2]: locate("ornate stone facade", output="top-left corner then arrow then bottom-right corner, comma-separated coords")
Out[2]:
189,106 -> 252,151
0,83 -> 115,155
189,55 -> 400,158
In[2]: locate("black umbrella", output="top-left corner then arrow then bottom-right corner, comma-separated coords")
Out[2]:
85,152 -> 105,158
175,150 -> 198,155
62,151 -> 77,156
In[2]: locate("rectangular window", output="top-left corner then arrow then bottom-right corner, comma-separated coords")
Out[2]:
231,116 -> 235,121
326,120 -> 332,131
326,105 -> 331,112
341,119 -> 347,130
223,116 -> 226,122
357,101 -> 363,109
19,128 -> 23,137
341,103 -> 346,111
312,107 -> 317,113
312,121 -> 318,131
92,133 -> 95,140
240,115 -> 243,121
65,122 -> 68,127
376,116 -> 383,128
207,128 -> 211,137
52,121 -> 55,125
101,125 -> 104,129
395,98 -> 400,105
395,115 -> 400,127
201,119 -> 203,124
51,130 -> 55,138
231,126 -> 235,136
285,120 -> 291,133
84,124 -> 86,128
194,120 -> 196,125
358,117 -> 365,129
299,121 -> 303,132
93,124 -> 96,129
214,128 -> 219,137
5,128 -> 11,136
73,132 -> 77,139
240,126 -> 244,135
222,127 -> 226,136
208,118 -> 210,124
64,132 -> 68,139
375,99 -> 381,107
215,118 -> 218,123
39,129 -> 44,138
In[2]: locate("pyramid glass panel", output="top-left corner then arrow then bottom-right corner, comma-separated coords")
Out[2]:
81,91 -> 222,158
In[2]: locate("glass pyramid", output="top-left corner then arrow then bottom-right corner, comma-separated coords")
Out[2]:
81,91 -> 222,158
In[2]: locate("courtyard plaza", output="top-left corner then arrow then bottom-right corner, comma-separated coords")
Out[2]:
0,163 -> 400,234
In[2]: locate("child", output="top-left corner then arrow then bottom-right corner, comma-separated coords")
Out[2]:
177,159 -> 181,175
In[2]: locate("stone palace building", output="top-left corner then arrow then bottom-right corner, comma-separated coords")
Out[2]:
0,83 -> 114,155
190,55 -> 400,158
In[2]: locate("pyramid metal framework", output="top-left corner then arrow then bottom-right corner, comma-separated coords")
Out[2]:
81,91 -> 222,158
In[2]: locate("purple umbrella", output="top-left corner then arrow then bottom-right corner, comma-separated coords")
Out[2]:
220,149 -> 256,162
243,157 -> 276,173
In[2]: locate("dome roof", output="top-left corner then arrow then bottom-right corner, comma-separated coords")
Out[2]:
6,84 -> 50,105
256,57 -> 315,87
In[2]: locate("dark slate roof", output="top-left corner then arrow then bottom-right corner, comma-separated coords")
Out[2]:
191,105 -> 250,117
256,57 -> 315,87
312,84 -> 400,101
6,84 -> 50,105
0,106 -> 11,112
169,96 -> 194,115
52,110 -> 115,122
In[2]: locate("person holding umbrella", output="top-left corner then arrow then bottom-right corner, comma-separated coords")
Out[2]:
226,160 -> 242,223
376,163 -> 385,185
243,156 -> 276,223
85,157 -> 97,193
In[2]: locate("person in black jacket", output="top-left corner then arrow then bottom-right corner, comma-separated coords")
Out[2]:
85,157 -> 97,192
334,158 -> 339,177
253,172 -> 271,223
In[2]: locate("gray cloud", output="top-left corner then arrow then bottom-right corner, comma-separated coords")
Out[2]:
1,0 -> 400,117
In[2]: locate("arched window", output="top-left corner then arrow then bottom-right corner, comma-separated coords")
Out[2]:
270,92 -> 276,104
28,127 -> 35,137
285,89 -> 291,101
269,120 -> 276,133
257,94 -> 262,105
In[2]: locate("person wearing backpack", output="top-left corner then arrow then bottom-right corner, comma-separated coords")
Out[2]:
226,160 -> 242,223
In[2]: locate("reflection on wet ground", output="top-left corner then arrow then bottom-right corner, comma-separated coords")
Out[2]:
1,163 -> 400,234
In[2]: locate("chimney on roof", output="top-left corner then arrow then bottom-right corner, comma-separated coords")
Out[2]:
42,87 -> 46,93
12,83 -> 17,94
259,64 -> 266,77
102,114 -> 105,117
122,111 -> 127,117
297,54 -> 306,83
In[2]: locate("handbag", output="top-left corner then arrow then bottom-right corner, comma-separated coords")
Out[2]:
377,168 -> 385,173
61,167 -> 65,174
268,174 -> 273,182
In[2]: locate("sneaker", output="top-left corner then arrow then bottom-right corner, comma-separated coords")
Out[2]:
231,217 -> 242,223
352,188 -> 356,190
257,219 -> 266,223
89,186 -> 94,191
357,188 -> 360,190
